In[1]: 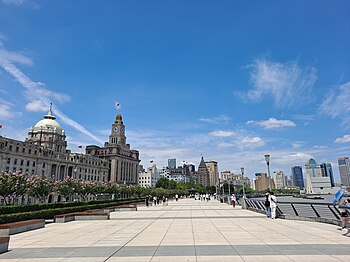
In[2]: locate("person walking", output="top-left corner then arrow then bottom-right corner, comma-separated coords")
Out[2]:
145,195 -> 149,207
264,193 -> 271,218
153,196 -> 157,206
269,192 -> 277,219
231,194 -> 236,208
175,194 -> 179,201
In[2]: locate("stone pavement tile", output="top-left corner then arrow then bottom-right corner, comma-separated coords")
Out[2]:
195,245 -> 237,256
151,256 -> 196,262
197,256 -> 244,262
332,255 -> 350,262
154,245 -> 196,257
233,245 -> 282,256
106,256 -> 152,262
286,255 -> 341,261
241,255 -> 293,261
113,246 -> 157,257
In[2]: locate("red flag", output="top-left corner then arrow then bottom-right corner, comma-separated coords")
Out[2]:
0,124 -> 2,128
100,151 -> 104,154
78,146 -> 82,149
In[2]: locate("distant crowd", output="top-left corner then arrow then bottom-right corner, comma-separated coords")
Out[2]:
144,194 -> 179,206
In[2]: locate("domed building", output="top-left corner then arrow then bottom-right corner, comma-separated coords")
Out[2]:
0,105 -> 109,189
26,104 -> 67,154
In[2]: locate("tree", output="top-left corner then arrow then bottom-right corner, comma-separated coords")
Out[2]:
28,176 -> 55,203
0,172 -> 29,205
56,178 -> 82,202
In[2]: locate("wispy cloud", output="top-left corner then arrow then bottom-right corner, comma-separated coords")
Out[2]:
1,0 -> 26,5
0,103 -> 22,120
335,135 -> 350,144
0,45 -> 103,145
209,130 -> 235,137
199,114 -> 231,124
25,100 -> 47,112
247,117 -> 296,129
320,81 -> 350,126
244,58 -> 317,108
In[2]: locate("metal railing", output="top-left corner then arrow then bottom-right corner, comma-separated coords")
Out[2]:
244,198 -> 349,226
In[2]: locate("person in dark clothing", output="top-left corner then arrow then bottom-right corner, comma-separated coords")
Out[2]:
265,193 -> 271,218
145,196 -> 149,207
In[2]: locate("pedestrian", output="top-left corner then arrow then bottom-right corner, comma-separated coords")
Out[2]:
153,196 -> 157,206
157,197 -> 160,205
264,193 -> 271,218
231,194 -> 236,208
175,194 -> 179,201
340,199 -> 349,230
269,192 -> 277,219
162,196 -> 166,206
145,195 -> 149,207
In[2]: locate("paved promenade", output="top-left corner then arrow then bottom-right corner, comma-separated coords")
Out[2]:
1,199 -> 350,262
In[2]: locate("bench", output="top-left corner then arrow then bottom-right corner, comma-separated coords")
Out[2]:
0,219 -> 45,236
54,212 -> 110,223
0,236 -> 10,254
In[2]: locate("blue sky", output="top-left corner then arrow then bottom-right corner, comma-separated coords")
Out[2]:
0,0 -> 349,182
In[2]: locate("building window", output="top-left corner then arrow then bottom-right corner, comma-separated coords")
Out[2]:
9,145 -> 12,151
16,147 -> 19,152
20,160 -> 24,166
33,162 -> 36,167
28,149 -> 31,154
22,148 -> 25,153
14,159 -> 17,165
43,163 -> 46,168
7,158 -> 10,164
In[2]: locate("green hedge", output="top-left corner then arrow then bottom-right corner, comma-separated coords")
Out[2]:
0,198 -> 137,215
0,198 -> 143,224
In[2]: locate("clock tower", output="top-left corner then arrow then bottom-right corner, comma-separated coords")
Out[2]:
109,113 -> 126,146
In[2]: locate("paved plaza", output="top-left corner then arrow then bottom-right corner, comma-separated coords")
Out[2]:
1,199 -> 350,262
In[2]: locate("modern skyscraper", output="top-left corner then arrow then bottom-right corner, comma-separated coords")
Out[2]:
320,163 -> 335,187
305,158 -> 332,194
338,157 -> 350,186
168,158 -> 176,169
291,166 -> 304,189
205,160 -> 219,186
273,171 -> 287,189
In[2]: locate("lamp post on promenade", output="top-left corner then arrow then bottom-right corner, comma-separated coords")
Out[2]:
227,180 -> 231,204
240,167 -> 246,209
264,154 -> 271,191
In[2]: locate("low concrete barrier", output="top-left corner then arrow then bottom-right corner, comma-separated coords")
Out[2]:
0,219 -> 45,236
0,236 -> 10,254
114,204 -> 137,212
54,212 -> 110,223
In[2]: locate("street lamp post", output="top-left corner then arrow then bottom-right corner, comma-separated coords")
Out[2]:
240,167 -> 246,209
264,154 -> 271,191
227,180 -> 231,204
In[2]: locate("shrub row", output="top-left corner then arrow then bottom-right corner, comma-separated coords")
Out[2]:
0,198 -> 143,224
0,198 -> 135,215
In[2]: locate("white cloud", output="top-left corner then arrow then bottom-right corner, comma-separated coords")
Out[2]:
199,115 -> 231,124
0,49 -> 33,65
247,117 -> 296,129
25,100 -> 47,112
335,135 -> 350,144
246,58 -> 317,108
320,81 -> 350,126
0,49 -> 103,145
1,0 -> 25,5
209,130 -> 235,137
0,103 -> 22,120
240,136 -> 265,148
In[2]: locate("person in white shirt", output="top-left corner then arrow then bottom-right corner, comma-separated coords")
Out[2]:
269,192 -> 277,219
231,194 -> 236,208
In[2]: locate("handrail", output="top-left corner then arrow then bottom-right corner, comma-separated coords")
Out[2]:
245,199 -> 349,226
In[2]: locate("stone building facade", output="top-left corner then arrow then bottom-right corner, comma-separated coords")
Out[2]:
85,113 -> 140,185
205,160 -> 219,186
0,107 -> 109,182
196,156 -> 210,187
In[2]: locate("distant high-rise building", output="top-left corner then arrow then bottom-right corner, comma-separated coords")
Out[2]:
291,166 -> 304,189
205,160 -> 219,186
305,158 -> 332,194
196,156 -> 210,186
273,171 -> 287,189
168,158 -> 176,169
320,163 -> 335,187
254,173 -> 275,191
338,157 -> 350,186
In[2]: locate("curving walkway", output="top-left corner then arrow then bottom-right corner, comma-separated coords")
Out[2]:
1,198 -> 350,262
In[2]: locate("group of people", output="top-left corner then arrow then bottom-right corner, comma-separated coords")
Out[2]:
264,192 -> 277,219
145,195 -> 169,207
